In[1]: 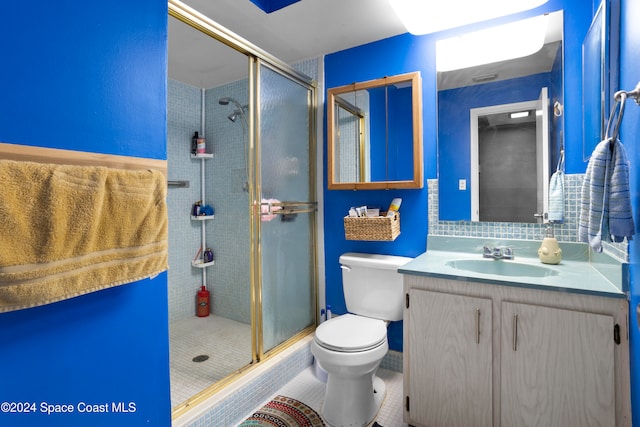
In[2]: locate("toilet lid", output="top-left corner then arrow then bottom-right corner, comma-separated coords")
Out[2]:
314,314 -> 387,352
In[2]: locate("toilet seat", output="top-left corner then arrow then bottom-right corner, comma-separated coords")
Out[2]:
314,314 -> 387,352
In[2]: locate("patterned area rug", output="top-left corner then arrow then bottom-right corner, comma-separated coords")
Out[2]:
238,395 -> 325,427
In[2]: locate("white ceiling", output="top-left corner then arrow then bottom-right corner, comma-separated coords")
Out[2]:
168,1 -> 563,91
168,0 -> 407,88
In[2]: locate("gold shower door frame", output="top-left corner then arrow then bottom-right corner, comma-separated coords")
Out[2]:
169,0 -> 318,419
251,58 -> 319,360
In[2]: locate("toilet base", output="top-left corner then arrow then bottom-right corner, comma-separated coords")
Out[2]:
322,374 -> 386,427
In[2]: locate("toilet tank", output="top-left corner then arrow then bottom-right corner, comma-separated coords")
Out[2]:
340,252 -> 412,322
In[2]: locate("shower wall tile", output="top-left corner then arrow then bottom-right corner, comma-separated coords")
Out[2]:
167,78 -> 252,326
168,79 -> 207,323
428,174 -> 628,260
205,80 -> 251,325
291,57 -> 320,81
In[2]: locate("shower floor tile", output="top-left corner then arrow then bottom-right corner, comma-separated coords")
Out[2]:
169,315 -> 251,407
246,366 -> 407,427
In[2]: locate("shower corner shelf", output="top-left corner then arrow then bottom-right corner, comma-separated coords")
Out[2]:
191,215 -> 214,221
192,259 -> 215,268
191,153 -> 214,159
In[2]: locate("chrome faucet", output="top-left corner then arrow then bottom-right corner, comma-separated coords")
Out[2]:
483,245 -> 514,260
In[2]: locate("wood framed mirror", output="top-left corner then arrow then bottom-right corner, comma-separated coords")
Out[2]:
327,71 -> 423,190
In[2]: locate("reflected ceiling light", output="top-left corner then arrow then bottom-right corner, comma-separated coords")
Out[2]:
510,111 -> 530,119
436,14 -> 548,72
388,0 -> 549,35
472,73 -> 499,83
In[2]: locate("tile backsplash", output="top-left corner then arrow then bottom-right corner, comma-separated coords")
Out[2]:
428,175 -> 628,261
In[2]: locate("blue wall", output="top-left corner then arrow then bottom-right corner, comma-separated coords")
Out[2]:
0,1 -> 170,426
323,0 -> 591,351
619,0 -> 640,423
323,33 -> 435,322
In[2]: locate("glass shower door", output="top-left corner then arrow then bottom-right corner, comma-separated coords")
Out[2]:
255,61 -> 316,356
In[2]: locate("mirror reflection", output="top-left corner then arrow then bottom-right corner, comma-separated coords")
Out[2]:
582,0 -> 619,161
437,11 -> 564,222
328,72 -> 423,190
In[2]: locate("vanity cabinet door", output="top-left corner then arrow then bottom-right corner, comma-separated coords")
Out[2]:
501,302 -> 615,427
406,289 -> 493,427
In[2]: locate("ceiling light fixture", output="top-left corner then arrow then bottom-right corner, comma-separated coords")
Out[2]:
388,0 -> 549,35
436,14 -> 548,72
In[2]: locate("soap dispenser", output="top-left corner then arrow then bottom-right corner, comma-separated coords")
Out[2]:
538,226 -> 562,265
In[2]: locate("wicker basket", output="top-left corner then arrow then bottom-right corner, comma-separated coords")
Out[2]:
343,212 -> 400,241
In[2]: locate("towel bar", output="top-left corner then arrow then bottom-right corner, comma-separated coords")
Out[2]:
614,81 -> 640,104
168,180 -> 189,188
606,80 -> 640,141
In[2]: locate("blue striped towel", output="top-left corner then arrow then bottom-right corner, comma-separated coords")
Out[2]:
548,152 -> 564,223
579,138 -> 635,252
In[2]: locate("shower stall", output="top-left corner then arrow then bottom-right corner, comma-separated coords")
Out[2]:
166,1 -> 318,415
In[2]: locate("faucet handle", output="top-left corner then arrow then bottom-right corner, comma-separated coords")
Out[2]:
502,246 -> 515,259
483,245 -> 493,258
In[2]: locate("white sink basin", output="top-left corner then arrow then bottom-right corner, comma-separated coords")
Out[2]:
445,259 -> 558,278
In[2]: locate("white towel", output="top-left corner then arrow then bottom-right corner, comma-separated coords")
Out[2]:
547,151 -> 564,223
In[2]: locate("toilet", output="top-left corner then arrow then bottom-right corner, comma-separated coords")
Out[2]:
311,252 -> 412,427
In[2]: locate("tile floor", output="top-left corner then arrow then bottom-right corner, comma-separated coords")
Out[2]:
170,315 -> 252,407
242,366 -> 408,427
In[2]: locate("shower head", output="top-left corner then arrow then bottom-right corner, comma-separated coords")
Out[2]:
220,97 -> 248,126
218,97 -> 244,111
227,108 -> 247,123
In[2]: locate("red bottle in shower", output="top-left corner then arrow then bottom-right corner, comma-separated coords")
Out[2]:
197,285 -> 210,317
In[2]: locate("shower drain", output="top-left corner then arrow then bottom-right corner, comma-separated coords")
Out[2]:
192,355 -> 209,363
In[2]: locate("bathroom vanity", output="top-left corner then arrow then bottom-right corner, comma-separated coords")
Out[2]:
400,237 -> 631,427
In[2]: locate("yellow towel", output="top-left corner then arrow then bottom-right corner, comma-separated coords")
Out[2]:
0,159 -> 168,312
